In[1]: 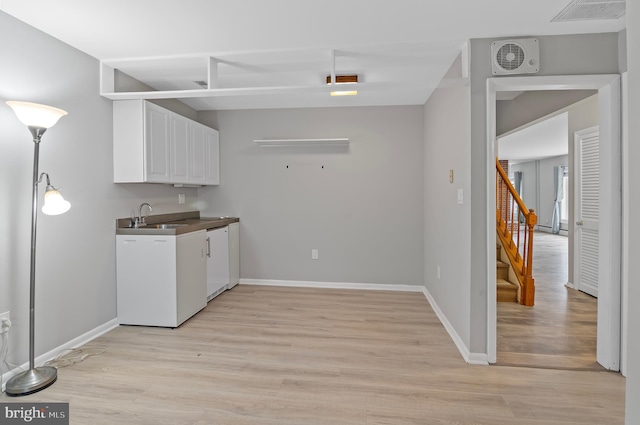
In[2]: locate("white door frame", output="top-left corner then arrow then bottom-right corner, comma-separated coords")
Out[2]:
486,74 -> 621,370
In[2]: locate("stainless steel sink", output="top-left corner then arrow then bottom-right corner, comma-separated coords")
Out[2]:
152,223 -> 190,229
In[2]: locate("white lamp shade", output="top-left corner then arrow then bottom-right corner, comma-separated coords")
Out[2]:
6,101 -> 68,129
42,188 -> 71,215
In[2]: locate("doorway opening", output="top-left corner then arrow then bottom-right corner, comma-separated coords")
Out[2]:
486,75 -> 621,371
495,94 -> 600,370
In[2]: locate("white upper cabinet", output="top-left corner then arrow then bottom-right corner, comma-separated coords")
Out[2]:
205,125 -> 220,185
190,121 -> 207,185
144,103 -> 171,182
113,99 -> 219,186
170,113 -> 190,184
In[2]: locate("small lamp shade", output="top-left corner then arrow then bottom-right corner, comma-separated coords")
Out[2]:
6,101 -> 68,129
42,186 -> 71,215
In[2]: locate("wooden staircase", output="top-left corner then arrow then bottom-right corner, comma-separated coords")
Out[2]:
496,158 -> 537,306
497,244 -> 519,303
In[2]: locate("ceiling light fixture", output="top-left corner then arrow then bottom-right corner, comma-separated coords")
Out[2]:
326,74 -> 358,96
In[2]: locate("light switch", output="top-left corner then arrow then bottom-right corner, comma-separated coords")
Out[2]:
457,188 -> 463,205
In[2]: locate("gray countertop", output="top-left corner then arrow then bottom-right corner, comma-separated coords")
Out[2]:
116,211 -> 239,236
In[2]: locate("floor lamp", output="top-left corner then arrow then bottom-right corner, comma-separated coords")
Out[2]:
5,101 -> 70,396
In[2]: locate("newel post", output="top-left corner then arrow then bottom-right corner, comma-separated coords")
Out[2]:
522,209 -> 537,306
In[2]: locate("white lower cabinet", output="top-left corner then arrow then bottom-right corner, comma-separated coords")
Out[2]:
206,227 -> 229,300
206,223 -> 240,301
116,230 -> 207,327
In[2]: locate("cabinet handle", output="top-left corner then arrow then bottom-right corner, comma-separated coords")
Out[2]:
206,237 -> 211,257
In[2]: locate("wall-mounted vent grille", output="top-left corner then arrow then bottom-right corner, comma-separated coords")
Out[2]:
496,43 -> 526,71
551,0 -> 626,22
491,39 -> 539,76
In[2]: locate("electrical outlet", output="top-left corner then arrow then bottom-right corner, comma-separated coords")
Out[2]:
312,249 -> 319,260
178,193 -> 185,204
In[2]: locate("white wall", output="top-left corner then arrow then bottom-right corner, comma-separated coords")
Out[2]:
0,11 -> 199,370
511,155 -> 569,231
497,90 -> 596,136
509,161 -> 538,216
423,55 -> 472,350
625,2 -> 640,423
468,33 -> 619,354
197,106 -> 425,286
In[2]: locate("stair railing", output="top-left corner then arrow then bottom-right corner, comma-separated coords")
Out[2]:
496,158 -> 537,306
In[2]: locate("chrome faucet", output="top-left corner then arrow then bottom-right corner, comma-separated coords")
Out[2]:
134,203 -> 152,228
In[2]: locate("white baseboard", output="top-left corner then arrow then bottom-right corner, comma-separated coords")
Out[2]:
240,278 -> 487,365
565,281 -> 575,289
1,318 -> 118,392
536,226 -> 568,236
421,287 -> 488,365
467,352 -> 490,365
240,278 -> 424,293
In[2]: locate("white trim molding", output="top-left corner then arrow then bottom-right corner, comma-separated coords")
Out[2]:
486,74 -> 622,370
1,319 -> 119,392
240,278 -> 423,293
422,287 -> 489,365
240,279 -> 487,365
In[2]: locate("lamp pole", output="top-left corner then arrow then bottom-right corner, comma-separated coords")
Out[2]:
5,101 -> 69,396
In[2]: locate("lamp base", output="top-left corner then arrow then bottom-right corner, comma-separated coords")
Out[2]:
5,366 -> 57,396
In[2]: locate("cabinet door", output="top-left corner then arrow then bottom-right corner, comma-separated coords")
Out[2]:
204,128 -> 220,185
228,222 -> 240,287
176,231 -> 207,325
190,122 -> 207,185
116,235 -> 177,327
170,113 -> 190,184
207,227 -> 229,300
144,103 -> 171,182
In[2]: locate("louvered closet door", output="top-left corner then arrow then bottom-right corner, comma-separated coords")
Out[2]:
574,127 -> 600,298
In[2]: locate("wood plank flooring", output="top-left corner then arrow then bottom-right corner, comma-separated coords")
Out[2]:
497,231 -> 601,370
1,284 -> 624,424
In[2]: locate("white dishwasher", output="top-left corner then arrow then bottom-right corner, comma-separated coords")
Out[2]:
206,223 -> 239,301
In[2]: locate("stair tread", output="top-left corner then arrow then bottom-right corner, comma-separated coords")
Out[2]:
497,278 -> 518,287
497,260 -> 509,268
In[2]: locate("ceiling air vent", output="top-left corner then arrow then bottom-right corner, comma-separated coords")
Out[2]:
491,38 -> 539,76
551,0 -> 626,22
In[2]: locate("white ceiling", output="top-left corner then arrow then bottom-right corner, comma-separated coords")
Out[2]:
498,112 -> 569,162
0,0 -> 626,110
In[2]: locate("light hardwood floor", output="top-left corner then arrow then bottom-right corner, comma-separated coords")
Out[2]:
2,285 -> 625,424
497,231 -> 602,370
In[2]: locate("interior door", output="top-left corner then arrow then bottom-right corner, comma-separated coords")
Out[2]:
574,126 -> 600,298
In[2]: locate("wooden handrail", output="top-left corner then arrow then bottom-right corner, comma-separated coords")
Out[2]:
496,158 -> 530,216
495,158 -> 537,306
